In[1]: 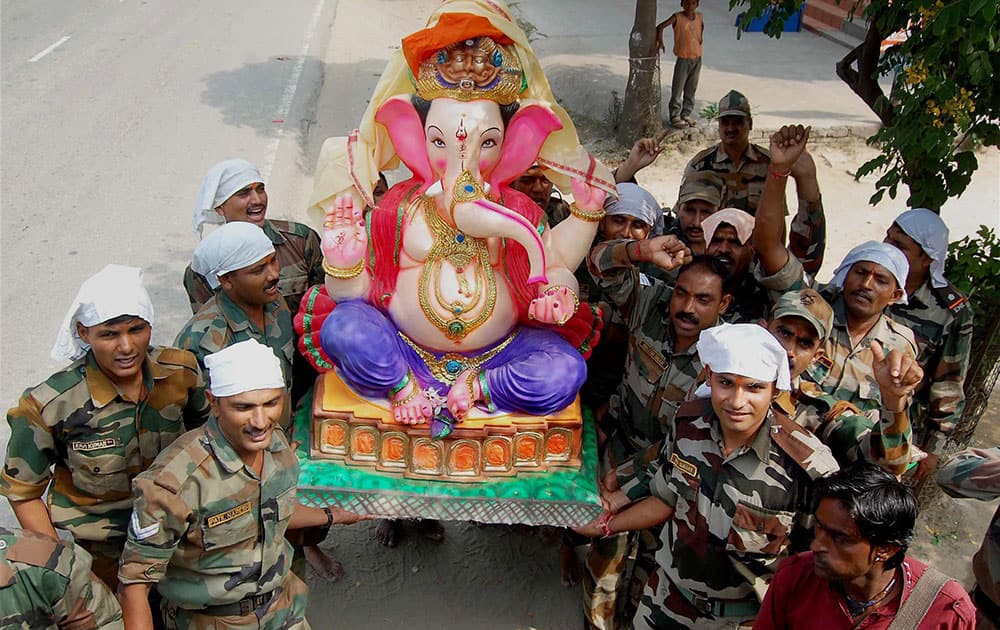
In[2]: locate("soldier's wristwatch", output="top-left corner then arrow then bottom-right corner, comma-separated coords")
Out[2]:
323,506 -> 334,528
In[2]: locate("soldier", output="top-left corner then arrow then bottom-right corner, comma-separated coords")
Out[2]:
937,447 -> 1000,629
757,463 -> 975,629
175,222 -> 295,397
174,222 -> 340,582
883,208 -> 973,483
511,163 -> 572,227
685,91 -> 826,273
699,207 -> 772,324
603,288 -> 920,512
185,159 -> 324,315
754,125 -> 917,414
1,526 -> 123,629
1,265 -> 209,589
118,340 -> 368,630
667,171 -> 724,255
586,240 -> 737,629
576,324 -> 839,629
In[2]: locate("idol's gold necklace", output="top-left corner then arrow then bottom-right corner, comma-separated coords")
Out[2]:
418,195 -> 496,340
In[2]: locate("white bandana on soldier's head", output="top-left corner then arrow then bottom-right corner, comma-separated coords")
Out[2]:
205,339 -> 285,397
701,208 -> 755,245
51,265 -> 154,362
192,159 -> 263,235
694,323 -> 791,397
190,221 -> 275,290
894,208 -> 949,289
830,241 -> 910,305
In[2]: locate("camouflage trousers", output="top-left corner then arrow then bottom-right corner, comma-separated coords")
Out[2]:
633,567 -> 757,630
582,528 -> 660,629
163,572 -> 310,630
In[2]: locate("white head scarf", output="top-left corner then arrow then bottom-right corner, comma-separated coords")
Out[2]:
205,339 -> 285,397
701,208 -> 755,245
694,323 -> 791,397
830,241 -> 910,305
604,183 -> 664,236
192,159 -> 263,235
190,222 -> 275,290
894,208 -> 949,289
51,265 -> 154,362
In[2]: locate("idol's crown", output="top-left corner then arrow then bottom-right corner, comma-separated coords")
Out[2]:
415,37 -> 524,105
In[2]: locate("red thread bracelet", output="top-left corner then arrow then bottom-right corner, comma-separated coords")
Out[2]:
769,165 -> 791,178
598,512 -> 615,538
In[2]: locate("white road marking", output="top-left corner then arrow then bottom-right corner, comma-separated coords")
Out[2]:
260,0 -> 326,179
27,35 -> 71,63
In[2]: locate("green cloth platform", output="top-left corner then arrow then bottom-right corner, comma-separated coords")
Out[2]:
293,391 -> 603,527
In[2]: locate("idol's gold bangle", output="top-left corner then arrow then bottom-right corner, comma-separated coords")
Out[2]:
569,203 -> 606,223
322,258 -> 364,279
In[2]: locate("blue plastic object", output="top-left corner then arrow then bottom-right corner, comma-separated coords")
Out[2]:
736,5 -> 804,32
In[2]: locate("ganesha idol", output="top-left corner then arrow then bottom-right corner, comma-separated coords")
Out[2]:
296,1 -> 616,484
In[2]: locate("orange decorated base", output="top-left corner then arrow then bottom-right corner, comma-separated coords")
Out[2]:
310,370 -> 583,483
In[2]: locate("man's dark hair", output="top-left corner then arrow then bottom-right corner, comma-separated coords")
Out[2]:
677,254 -> 736,295
814,463 -> 917,569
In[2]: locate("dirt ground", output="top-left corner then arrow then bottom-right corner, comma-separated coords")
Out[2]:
304,134 -> 999,628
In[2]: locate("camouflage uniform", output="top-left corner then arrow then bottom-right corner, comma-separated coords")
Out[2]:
684,144 -> 826,274
937,447 -> 1000,630
584,239 -> 706,629
1,348 -> 210,587
174,291 -> 295,395
0,527 -> 123,629
779,382 -> 912,476
183,219 -> 324,314
889,281 -> 973,455
118,417 -> 309,630
588,239 -> 705,464
544,196 -> 572,228
634,398 -> 839,629
756,254 -> 918,414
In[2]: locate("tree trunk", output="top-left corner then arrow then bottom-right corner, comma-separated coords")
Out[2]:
617,0 -> 661,146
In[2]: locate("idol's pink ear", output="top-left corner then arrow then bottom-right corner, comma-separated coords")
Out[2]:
488,103 -> 563,190
375,95 -> 432,186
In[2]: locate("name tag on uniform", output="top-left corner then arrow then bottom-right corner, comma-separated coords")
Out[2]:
670,453 -> 697,478
69,437 -> 120,452
207,501 -> 252,528
637,339 -> 668,371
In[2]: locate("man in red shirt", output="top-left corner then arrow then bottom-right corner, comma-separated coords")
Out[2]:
755,463 -> 975,629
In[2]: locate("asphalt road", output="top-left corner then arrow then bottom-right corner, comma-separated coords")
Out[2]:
0,0 -> 339,519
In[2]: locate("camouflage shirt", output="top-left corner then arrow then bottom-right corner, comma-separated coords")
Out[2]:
649,398 -> 839,601
937,447 -> 1000,608
0,527 -> 123,629
587,239 -> 705,464
174,290 -> 295,391
118,417 -> 300,611
1,348 -> 210,542
757,255 -> 918,413
889,281 -> 973,454
183,219 -> 324,314
684,142 -> 826,273
781,380 -> 912,476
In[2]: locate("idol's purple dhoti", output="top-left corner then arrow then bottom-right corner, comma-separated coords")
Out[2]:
320,301 -> 585,415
